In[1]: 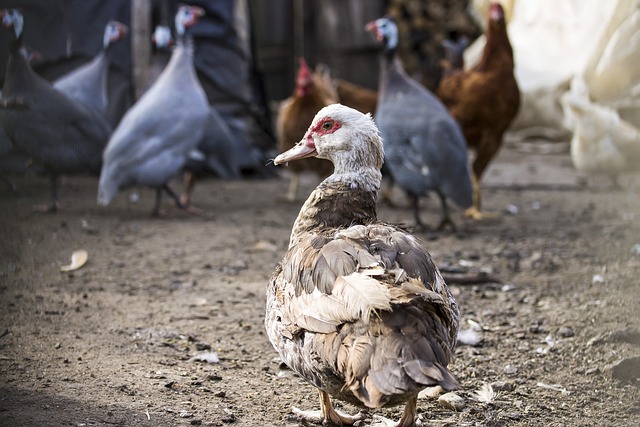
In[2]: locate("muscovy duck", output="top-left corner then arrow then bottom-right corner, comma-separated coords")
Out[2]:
266,104 -> 460,427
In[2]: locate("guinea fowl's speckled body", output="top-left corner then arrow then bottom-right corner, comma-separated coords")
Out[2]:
97,7 -> 209,209
0,10 -> 111,197
369,17 -> 473,230
54,21 -> 127,116
266,104 -> 459,425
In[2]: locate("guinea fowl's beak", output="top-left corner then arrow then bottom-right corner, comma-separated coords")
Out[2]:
274,138 -> 317,166
117,22 -> 128,37
365,21 -> 382,41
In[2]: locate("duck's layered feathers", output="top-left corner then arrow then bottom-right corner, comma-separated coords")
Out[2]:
267,185 -> 459,410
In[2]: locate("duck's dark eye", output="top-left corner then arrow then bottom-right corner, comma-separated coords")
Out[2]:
322,120 -> 333,130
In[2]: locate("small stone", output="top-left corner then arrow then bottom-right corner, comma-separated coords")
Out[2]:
585,367 -> 601,375
215,390 -> 226,398
491,381 -> 515,392
221,414 -> 236,423
558,326 -> 575,338
179,411 -> 193,418
503,365 -> 518,375
457,328 -> 482,347
418,385 -> 443,399
195,342 -> 211,351
607,356 -> 640,382
54,342 -> 62,349
438,392 -> 465,411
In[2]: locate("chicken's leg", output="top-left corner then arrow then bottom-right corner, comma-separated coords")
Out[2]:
292,389 -> 366,426
284,172 -> 300,202
464,173 -> 497,220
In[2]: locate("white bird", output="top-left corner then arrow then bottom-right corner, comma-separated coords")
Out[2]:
266,104 -> 460,427
562,76 -> 640,186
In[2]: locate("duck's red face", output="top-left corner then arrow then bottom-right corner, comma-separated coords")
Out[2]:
274,115 -> 342,166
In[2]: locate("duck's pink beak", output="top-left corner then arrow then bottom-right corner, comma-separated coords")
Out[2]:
274,138 -> 317,166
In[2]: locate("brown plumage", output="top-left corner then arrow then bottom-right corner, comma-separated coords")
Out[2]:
335,78 -> 378,115
266,104 -> 459,427
276,58 -> 338,201
436,2 -> 520,219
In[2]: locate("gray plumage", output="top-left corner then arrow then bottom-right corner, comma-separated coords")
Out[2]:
53,21 -> 127,116
185,107 -> 242,180
0,9 -> 111,210
368,17 -> 473,231
97,6 -> 209,215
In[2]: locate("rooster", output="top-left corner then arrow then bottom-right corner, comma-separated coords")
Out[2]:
437,2 -> 520,219
276,58 -> 338,201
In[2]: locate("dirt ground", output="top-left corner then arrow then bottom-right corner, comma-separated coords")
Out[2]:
0,143 -> 639,427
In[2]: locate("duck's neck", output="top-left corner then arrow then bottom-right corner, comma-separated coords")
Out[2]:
288,168 -> 381,248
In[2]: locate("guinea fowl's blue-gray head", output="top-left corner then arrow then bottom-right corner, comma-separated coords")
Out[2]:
103,21 -> 128,49
1,9 -> 24,39
174,5 -> 205,38
365,17 -> 398,53
152,25 -> 174,49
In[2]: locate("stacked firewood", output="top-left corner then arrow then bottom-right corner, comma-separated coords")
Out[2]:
386,0 -> 481,91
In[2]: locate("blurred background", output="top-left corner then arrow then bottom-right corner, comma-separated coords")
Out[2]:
0,0 -> 638,166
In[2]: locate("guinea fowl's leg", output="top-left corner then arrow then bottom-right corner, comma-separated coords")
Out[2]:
292,390 -> 366,426
33,174 -> 59,212
179,170 -> 196,207
435,193 -> 456,232
151,187 -> 164,217
163,184 -> 205,216
0,170 -> 18,194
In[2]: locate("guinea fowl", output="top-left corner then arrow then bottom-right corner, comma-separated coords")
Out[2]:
179,106 -> 243,206
277,58 -> 338,201
97,5 -> 209,216
266,104 -> 459,427
436,2 -> 520,219
53,20 -> 128,116
367,17 -> 473,232
0,9 -> 111,211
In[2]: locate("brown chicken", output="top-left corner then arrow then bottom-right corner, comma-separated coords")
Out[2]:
277,58 -> 338,201
436,2 -> 520,219
335,78 -> 378,115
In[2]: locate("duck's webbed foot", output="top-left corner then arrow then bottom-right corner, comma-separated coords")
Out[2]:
371,396 -> 422,427
292,390 -> 367,426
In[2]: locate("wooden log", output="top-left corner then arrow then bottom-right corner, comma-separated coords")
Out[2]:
131,0 -> 151,100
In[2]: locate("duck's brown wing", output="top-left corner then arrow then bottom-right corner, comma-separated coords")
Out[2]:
267,223 -> 459,408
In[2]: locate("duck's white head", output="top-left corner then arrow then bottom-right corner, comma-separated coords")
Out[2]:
275,103 -> 384,176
